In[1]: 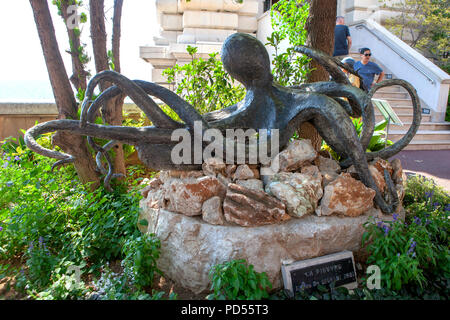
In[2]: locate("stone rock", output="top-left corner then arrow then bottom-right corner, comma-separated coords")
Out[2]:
216,173 -> 232,188
316,173 -> 376,217
371,158 -> 393,177
369,165 -> 386,192
265,170 -> 323,218
225,164 -> 237,178
144,207 -> 380,294
391,158 -> 406,186
316,155 -> 340,174
236,179 -> 264,192
223,183 -> 290,227
301,164 -> 321,176
202,157 -> 226,177
272,139 -> 317,172
159,170 -> 203,182
233,164 -> 257,180
163,176 -> 227,216
202,196 -> 224,225
141,177 -> 163,198
322,172 -> 339,187
141,188 -> 166,210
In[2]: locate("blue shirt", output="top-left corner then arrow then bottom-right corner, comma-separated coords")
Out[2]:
333,25 -> 350,56
354,61 -> 383,90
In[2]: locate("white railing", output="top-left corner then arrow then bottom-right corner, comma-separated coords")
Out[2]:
349,19 -> 450,123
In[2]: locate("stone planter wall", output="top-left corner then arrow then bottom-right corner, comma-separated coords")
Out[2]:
139,139 -> 407,293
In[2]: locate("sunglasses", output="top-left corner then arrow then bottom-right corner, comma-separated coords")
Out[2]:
363,53 -> 372,56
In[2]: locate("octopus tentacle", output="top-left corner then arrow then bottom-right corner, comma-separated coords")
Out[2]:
24,119 -> 176,169
340,79 -> 421,167
289,81 -> 375,152
294,46 -> 351,85
80,70 -> 181,129
82,80 -> 207,129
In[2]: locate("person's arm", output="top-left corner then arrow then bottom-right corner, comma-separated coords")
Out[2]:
376,71 -> 385,83
347,36 -> 352,52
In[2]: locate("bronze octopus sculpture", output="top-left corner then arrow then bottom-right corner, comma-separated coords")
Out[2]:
24,33 -> 422,214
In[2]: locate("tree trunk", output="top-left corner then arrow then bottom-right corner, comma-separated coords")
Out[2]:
298,0 -> 337,151
90,0 -> 126,176
29,0 -> 100,187
111,0 -> 127,175
60,1 -> 88,93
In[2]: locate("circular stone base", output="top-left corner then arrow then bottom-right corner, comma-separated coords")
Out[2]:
139,206 -> 397,294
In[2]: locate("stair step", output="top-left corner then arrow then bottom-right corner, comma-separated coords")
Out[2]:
403,140 -> 450,150
380,98 -> 414,106
373,91 -> 409,99
375,113 -> 431,123
389,122 -> 450,131
388,130 -> 450,142
374,105 -> 415,114
375,86 -> 406,93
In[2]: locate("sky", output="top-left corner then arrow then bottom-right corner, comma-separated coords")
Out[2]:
0,0 -> 159,99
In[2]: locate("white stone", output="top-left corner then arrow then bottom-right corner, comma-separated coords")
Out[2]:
178,0 -> 243,12
202,196 -> 224,225
236,179 -> 264,192
142,207 -> 381,294
238,16 -> 258,33
156,0 -> 179,14
183,11 -> 238,30
272,139 -> 318,172
265,171 -> 323,218
178,28 -> 236,44
238,0 -> 261,16
233,164 -> 256,180
161,13 -> 183,31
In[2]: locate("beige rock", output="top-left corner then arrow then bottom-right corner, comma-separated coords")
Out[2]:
371,158 -> 393,177
141,177 -> 163,198
390,158 -> 406,186
316,173 -> 376,217
223,183 -> 290,227
316,155 -> 340,174
272,139 -> 318,172
369,165 -> 386,192
266,171 -> 323,218
322,172 -> 339,187
163,176 -> 226,216
236,179 -> 264,192
225,164 -> 237,178
144,207 -> 380,294
202,196 -> 224,225
233,164 -> 256,180
202,157 -> 226,177
216,174 -> 232,188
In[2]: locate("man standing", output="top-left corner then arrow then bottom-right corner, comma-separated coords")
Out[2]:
333,16 -> 352,58
354,47 -> 385,91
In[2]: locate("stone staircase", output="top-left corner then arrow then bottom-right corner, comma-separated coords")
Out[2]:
372,85 -> 450,150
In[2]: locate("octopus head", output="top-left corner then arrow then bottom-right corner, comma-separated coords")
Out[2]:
221,33 -> 273,89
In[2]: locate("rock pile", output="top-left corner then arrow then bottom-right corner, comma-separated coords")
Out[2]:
140,139 -> 406,227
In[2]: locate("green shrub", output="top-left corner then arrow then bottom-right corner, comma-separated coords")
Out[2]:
403,174 -> 450,207
163,45 -> 245,114
121,233 -> 163,288
207,259 -> 272,300
362,177 -> 449,294
33,272 -> 88,300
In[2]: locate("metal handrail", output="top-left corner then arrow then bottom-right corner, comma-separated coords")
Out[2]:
354,23 -> 436,84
